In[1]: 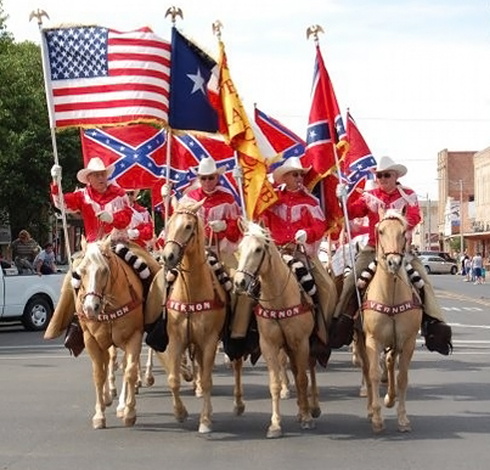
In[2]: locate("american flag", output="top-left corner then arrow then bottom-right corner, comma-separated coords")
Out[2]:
80,124 -> 167,189
43,26 -> 171,129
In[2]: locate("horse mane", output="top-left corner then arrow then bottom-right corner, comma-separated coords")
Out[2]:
382,208 -> 407,227
84,241 -> 110,270
243,221 -> 272,243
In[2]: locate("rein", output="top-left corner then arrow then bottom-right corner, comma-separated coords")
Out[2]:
376,215 -> 407,260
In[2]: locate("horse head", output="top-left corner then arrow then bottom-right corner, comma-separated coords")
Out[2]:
234,220 -> 272,295
162,199 -> 205,269
74,238 -> 113,320
376,207 -> 408,274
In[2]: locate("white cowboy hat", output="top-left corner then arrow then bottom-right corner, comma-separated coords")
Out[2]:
196,157 -> 225,176
272,157 -> 311,185
77,157 -> 115,184
374,156 -> 407,178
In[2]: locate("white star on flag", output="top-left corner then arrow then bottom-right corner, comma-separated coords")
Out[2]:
186,68 -> 206,95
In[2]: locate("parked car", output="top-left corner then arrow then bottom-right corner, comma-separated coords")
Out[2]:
419,251 -> 457,263
418,255 -> 458,275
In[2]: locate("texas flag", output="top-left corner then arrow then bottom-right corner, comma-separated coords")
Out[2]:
80,124 -> 167,190
303,44 -> 348,240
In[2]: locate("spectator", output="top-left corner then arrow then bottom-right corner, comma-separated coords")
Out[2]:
10,230 -> 40,274
464,256 -> 472,282
472,252 -> 483,285
34,242 -> 57,275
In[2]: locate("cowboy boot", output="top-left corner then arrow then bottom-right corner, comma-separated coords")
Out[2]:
421,313 -> 453,356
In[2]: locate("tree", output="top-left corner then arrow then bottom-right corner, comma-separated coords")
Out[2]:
0,1 -> 80,243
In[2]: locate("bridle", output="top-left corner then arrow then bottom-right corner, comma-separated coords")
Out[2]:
376,215 -> 407,261
164,209 -> 199,267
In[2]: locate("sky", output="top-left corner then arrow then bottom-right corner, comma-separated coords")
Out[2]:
3,0 -> 490,200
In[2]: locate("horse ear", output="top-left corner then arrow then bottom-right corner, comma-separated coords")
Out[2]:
170,195 -> 179,211
401,204 -> 407,217
237,216 -> 248,234
378,206 -> 385,220
81,235 -> 87,252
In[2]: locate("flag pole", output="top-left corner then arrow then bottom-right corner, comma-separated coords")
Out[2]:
307,26 -> 362,306
31,10 -> 73,266
164,128 -> 172,227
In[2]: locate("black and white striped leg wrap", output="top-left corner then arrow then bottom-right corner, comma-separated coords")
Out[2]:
356,260 -> 378,289
282,254 -> 317,297
71,269 -> 81,289
206,250 -> 233,292
114,243 -> 151,280
405,263 -> 425,289
165,268 -> 179,283
344,266 -> 352,278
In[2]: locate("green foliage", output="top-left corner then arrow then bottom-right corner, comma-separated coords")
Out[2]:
0,4 -> 81,244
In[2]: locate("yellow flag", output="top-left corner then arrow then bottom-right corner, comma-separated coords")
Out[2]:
212,41 -> 277,219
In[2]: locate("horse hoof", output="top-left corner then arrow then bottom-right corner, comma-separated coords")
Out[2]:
92,418 -> 106,430
116,407 -> 125,419
124,416 -> 137,427
144,375 -> 155,387
175,409 -> 189,423
280,389 -> 290,400
111,389 -> 117,398
398,421 -> 412,433
266,427 -> 283,439
234,403 -> 245,416
198,422 -> 212,434
372,421 -> 385,434
359,387 -> 368,398
384,396 -> 396,408
310,407 -> 321,419
301,419 -> 316,430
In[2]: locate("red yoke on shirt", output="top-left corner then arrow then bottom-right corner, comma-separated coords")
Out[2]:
51,183 -> 132,242
347,185 -> 421,247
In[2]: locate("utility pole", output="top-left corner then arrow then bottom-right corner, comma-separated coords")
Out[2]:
427,194 -> 431,250
459,179 -> 464,253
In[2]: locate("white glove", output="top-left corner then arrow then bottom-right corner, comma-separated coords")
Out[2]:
161,183 -> 171,198
97,211 -> 113,224
295,229 -> 307,244
232,166 -> 243,180
51,164 -> 62,180
336,183 -> 348,199
127,228 -> 139,240
209,220 -> 227,233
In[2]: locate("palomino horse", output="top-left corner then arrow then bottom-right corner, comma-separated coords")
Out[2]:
73,238 -> 148,429
146,200 -> 243,434
354,208 -> 422,433
233,221 -> 320,438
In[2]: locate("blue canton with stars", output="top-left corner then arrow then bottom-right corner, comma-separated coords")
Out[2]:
45,27 -> 109,81
340,154 -> 377,196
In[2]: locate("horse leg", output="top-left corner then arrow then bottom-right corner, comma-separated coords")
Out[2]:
87,340 -> 109,430
197,340 -> 219,434
383,349 -> 396,408
308,356 -> 321,419
279,349 -> 291,400
288,339 -> 314,431
395,336 -> 417,432
167,340 -> 188,423
365,335 -> 384,433
232,358 -> 246,416
120,333 -> 142,427
261,340 -> 284,439
144,347 -> 155,387
107,345 -> 118,400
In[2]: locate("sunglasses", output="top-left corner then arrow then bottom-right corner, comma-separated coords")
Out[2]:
376,172 -> 393,179
199,175 -> 217,181
126,191 -> 135,196
288,171 -> 304,178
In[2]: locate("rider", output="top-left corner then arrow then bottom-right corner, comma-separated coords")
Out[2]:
161,156 -> 241,268
126,189 -> 154,250
45,158 -> 159,348
332,156 -> 452,355
260,157 -> 338,365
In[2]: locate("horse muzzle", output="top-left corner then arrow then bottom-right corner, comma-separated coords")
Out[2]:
385,253 -> 404,274
233,271 -> 252,294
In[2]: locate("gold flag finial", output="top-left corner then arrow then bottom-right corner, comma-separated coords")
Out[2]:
29,9 -> 50,28
212,20 -> 223,40
165,6 -> 183,25
306,24 -> 324,44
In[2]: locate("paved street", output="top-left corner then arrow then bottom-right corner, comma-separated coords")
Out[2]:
1,274 -> 489,470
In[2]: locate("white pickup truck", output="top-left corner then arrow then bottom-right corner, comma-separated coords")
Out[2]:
0,264 -> 65,331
